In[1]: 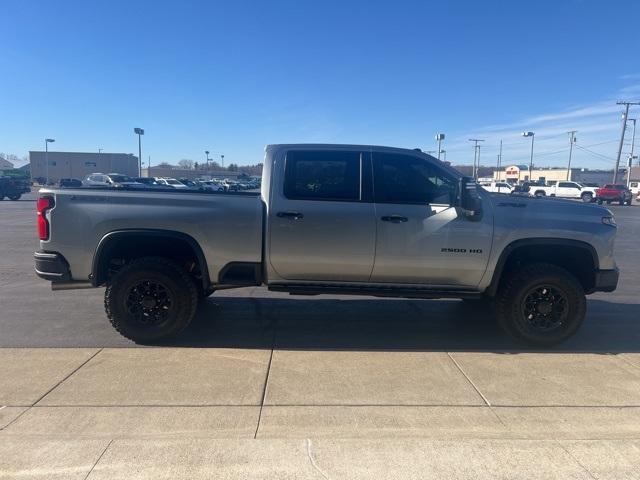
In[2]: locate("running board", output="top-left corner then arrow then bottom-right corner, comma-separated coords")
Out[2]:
268,284 -> 482,300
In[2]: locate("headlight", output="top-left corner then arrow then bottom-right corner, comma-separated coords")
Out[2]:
602,216 -> 617,227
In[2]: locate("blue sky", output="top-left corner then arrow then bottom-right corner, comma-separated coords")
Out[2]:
1,0 -> 640,169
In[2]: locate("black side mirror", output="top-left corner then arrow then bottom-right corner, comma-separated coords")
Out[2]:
458,177 -> 483,221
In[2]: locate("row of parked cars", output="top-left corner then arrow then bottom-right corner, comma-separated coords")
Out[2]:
58,173 -> 261,192
479,180 -> 637,205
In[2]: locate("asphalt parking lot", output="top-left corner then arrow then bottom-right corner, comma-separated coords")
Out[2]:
1,192 -> 640,479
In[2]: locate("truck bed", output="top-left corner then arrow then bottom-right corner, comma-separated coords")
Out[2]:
39,187 -> 264,284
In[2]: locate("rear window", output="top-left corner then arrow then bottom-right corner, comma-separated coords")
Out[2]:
284,150 -> 361,201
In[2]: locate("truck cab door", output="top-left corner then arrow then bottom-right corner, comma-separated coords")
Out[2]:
370,152 -> 493,287
267,149 -> 376,282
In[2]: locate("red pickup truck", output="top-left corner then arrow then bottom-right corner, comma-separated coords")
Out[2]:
595,184 -> 633,205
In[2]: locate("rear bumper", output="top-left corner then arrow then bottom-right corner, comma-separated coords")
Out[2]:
34,251 -> 71,282
593,268 -> 619,293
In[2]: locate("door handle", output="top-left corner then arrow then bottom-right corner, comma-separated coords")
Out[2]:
277,211 -> 304,220
381,215 -> 408,223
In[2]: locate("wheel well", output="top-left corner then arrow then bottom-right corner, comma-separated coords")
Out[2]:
489,242 -> 597,296
93,231 -> 210,289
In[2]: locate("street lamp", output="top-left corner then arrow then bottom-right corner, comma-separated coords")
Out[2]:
45,138 -> 55,185
440,150 -> 447,162
435,133 -> 445,161
522,131 -> 535,179
221,154 -> 225,169
205,150 -> 210,170
134,128 -> 144,176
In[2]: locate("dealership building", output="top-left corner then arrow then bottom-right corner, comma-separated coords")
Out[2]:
493,165 -> 623,186
29,151 -> 138,183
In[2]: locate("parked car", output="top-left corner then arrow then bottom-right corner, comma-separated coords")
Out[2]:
530,181 -> 597,202
59,178 -> 83,188
83,173 -> 142,188
132,177 -> 167,189
154,177 -> 188,189
629,181 -> 639,198
0,176 -> 30,200
200,180 -> 226,192
595,184 -> 633,205
479,181 -> 514,194
35,143 -> 619,347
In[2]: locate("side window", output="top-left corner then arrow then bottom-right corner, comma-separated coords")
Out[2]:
373,153 -> 456,205
558,182 -> 573,188
284,150 -> 361,201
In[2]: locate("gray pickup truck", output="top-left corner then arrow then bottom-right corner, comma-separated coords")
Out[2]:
35,144 -> 619,346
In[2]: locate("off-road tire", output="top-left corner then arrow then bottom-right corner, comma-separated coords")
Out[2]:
495,262 -> 586,347
104,257 -> 198,343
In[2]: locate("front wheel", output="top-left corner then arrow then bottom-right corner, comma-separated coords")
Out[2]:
104,257 -> 198,344
495,263 -> 586,346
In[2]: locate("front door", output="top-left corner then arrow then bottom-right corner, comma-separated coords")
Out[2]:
370,152 -> 493,287
268,149 -> 376,282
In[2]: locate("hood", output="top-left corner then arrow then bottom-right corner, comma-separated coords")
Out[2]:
487,193 -> 613,225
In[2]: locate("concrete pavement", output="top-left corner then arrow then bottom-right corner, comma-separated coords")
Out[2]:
1,347 -> 640,478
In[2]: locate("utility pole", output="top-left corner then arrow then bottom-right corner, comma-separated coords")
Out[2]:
497,139 -> 503,171
468,138 -> 484,180
614,101 -> 640,183
221,154 -> 225,169
435,133 -> 445,161
627,119 -> 636,187
567,131 -> 577,180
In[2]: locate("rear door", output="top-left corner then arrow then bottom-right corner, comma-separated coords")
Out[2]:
370,151 -> 493,286
268,149 -> 376,282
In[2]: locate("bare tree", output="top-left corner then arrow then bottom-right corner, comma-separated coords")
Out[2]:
178,159 -> 194,169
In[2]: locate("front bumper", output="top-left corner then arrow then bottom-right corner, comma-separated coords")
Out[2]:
593,268 -> 619,292
34,251 -> 71,282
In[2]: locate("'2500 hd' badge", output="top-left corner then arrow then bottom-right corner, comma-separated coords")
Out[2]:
441,248 -> 483,254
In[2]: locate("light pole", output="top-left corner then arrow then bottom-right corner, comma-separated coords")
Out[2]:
134,128 -> 144,176
205,150 -> 210,170
45,138 -> 55,185
440,150 -> 446,162
522,131 -> 535,180
435,133 -> 445,161
221,154 -> 225,169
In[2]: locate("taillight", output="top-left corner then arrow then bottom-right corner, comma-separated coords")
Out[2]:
37,196 -> 54,240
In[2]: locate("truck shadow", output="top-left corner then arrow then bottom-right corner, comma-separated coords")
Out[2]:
162,297 -> 640,353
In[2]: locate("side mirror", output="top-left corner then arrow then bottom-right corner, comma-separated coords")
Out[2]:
458,177 -> 483,221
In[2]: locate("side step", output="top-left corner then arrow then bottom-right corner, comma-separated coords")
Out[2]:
268,284 -> 482,300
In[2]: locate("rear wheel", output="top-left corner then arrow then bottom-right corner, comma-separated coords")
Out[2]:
534,191 -> 545,198
104,257 -> 198,343
8,194 -> 21,201
495,263 -> 586,346
581,192 -> 593,203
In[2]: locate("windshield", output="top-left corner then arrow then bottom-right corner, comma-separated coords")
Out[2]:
166,179 -> 182,185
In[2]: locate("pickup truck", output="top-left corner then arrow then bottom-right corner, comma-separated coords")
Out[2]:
0,176 -> 31,200
479,181 -> 513,194
34,144 -> 619,346
595,184 -> 633,206
530,181 -> 597,202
